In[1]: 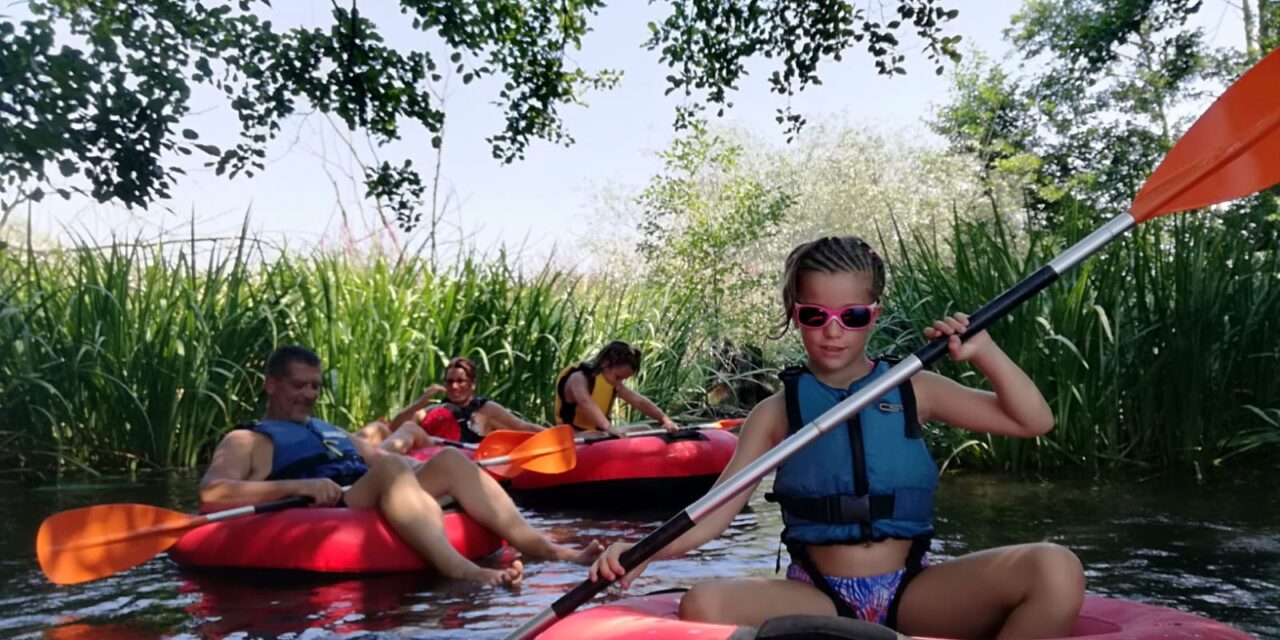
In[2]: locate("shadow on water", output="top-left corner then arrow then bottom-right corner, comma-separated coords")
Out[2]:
1,468 -> 1276,639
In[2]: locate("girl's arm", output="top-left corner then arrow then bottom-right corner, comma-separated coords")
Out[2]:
614,383 -> 678,432
913,313 -> 1054,437
386,384 -> 445,429
478,402 -> 545,433
590,393 -> 786,586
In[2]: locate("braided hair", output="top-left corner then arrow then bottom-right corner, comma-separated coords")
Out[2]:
776,236 -> 886,335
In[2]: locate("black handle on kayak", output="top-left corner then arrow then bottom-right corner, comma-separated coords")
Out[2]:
248,484 -> 354,515
251,495 -> 313,514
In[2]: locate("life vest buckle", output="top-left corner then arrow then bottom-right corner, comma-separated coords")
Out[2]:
827,494 -> 872,523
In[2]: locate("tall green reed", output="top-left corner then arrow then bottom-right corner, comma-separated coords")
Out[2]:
5,206 -> 1274,475
0,233 -> 271,472
0,234 -> 716,473
883,207 -> 1280,472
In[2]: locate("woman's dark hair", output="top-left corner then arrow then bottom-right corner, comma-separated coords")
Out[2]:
444,356 -> 479,382
265,345 -> 322,378
585,340 -> 642,375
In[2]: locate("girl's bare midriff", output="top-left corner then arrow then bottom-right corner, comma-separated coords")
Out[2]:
809,537 -> 913,577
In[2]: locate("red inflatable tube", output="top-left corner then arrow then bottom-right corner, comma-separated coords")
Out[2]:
534,592 -> 1253,640
509,430 -> 737,509
169,507 -> 503,573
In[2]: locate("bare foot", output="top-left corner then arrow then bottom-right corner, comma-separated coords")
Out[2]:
464,559 -> 523,588
502,559 -> 524,588
558,539 -> 604,565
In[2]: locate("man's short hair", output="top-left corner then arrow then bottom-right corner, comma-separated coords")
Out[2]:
265,345 -> 321,378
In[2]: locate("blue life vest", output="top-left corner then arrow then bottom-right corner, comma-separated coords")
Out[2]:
768,360 -> 937,545
242,418 -> 369,483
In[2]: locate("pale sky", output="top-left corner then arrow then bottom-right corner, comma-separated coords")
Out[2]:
14,1 -> 1247,264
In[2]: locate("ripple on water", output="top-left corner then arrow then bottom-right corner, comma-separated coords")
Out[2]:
2,473 -> 1277,639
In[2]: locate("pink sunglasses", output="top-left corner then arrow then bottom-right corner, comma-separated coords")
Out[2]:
792,302 -> 881,331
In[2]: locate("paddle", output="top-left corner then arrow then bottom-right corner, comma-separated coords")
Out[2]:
578,418 -> 745,442
430,436 -> 480,451
504,47 -> 1280,640
36,426 -> 576,586
474,425 -> 576,479
428,423 -> 570,453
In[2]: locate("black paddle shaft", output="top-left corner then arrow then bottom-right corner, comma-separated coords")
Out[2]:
551,514 -> 694,617
251,495 -> 313,514
244,483 -> 357,516
915,265 -> 1060,366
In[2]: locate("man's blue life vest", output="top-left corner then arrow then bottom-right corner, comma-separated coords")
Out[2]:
767,360 -> 937,545
242,418 -> 369,483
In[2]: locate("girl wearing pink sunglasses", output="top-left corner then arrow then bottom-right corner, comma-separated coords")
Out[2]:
590,236 -> 1082,639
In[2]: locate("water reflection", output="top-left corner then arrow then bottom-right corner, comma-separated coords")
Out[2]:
3,471 -> 1277,639
178,571 -> 426,638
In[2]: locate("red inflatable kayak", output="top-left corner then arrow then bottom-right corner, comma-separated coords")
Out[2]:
534,592 -> 1253,640
169,507 -> 502,573
509,429 -> 737,510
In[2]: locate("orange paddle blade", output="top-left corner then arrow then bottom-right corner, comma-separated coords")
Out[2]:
508,426 -> 576,474
1131,47 -> 1280,221
714,419 -> 745,430
481,426 -> 577,478
473,429 -> 536,459
37,504 -> 202,585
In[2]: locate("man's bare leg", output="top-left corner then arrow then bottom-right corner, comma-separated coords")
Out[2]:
356,420 -> 435,454
415,449 -> 603,564
356,421 -> 392,445
344,454 -> 522,586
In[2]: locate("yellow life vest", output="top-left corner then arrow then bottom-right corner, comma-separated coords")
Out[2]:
554,364 -> 616,430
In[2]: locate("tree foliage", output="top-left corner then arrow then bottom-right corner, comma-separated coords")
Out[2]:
598,119 -> 1012,360
635,121 -> 791,336
1,0 -> 961,230
932,0 -> 1258,230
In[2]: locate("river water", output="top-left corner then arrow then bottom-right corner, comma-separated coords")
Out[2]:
1,470 -> 1275,639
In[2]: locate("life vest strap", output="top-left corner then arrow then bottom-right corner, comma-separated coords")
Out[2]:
765,489 -> 932,524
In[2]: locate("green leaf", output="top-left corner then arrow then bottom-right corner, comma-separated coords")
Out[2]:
181,129 -> 199,140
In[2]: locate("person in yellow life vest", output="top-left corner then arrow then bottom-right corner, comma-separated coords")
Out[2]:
554,341 -> 679,438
